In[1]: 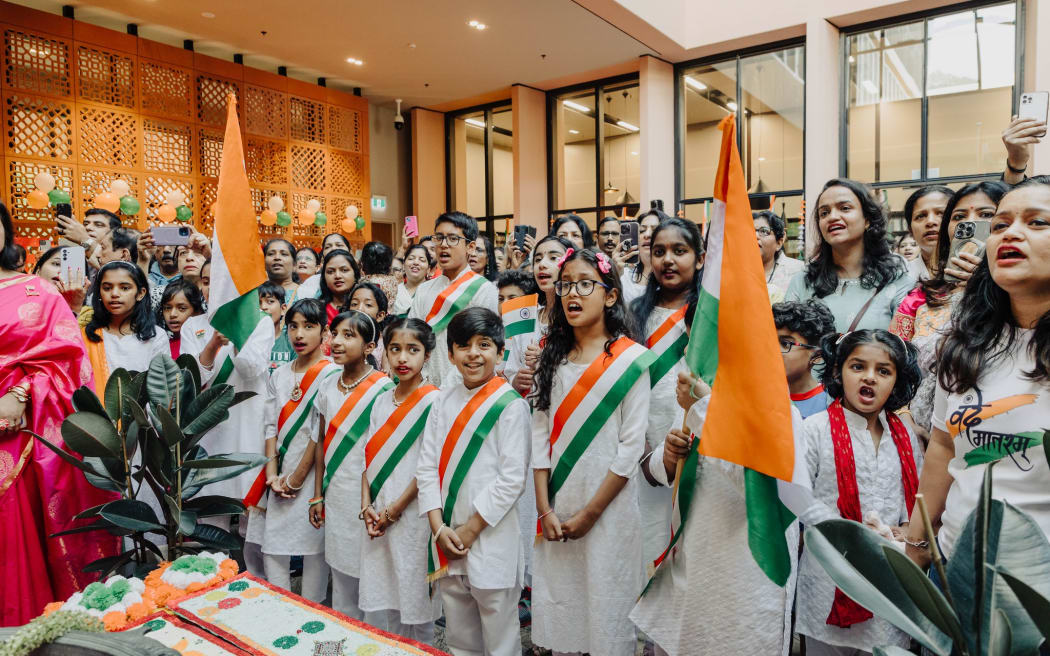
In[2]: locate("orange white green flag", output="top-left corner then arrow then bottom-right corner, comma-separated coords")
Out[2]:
208,94 -> 270,386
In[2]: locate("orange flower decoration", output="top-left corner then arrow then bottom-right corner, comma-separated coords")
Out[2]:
102,610 -> 127,631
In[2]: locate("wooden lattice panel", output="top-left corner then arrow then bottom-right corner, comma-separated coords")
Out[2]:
77,105 -> 138,167
328,105 -> 361,152
290,144 -> 325,190
245,85 -> 287,139
139,60 -> 192,120
328,149 -> 364,196
196,74 -> 239,126
197,180 -> 216,236
245,137 -> 288,186
7,158 -> 75,227
291,192 -> 325,239
198,128 -> 223,179
251,186 -> 290,241
329,195 -> 364,227
4,93 -> 75,160
75,45 -> 135,109
289,96 -> 325,144
143,174 -> 194,226
79,168 -> 139,226
3,29 -> 72,97
143,118 -> 192,175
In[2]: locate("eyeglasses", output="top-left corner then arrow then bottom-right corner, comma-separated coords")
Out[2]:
779,338 -> 818,354
432,234 -> 464,246
756,227 -> 773,237
554,279 -> 610,297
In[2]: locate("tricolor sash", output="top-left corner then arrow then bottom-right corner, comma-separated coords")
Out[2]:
646,305 -> 688,387
501,293 -> 538,338
320,371 -> 394,493
365,384 -> 439,500
243,359 -> 339,507
424,270 -> 487,334
427,378 -> 520,582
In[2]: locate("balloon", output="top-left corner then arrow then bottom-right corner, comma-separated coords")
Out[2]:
340,218 -> 355,233
260,210 -> 278,226
165,190 -> 186,207
344,204 -> 359,220
47,188 -> 70,205
27,189 -> 49,209
268,195 -> 284,212
275,210 -> 292,227
305,198 -> 321,213
157,204 -> 177,223
175,205 -> 193,222
355,215 -> 366,231
314,211 -> 327,227
298,209 -> 316,226
94,191 -> 120,212
119,196 -> 141,216
109,179 -> 130,198
33,171 -> 55,193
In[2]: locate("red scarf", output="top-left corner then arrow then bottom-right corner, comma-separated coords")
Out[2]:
826,399 -> 918,628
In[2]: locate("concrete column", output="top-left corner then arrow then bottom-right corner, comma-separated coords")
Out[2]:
410,107 -> 446,236
639,55 -> 675,209
511,84 -> 549,233
803,17 -> 841,259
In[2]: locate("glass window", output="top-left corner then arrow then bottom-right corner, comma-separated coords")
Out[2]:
681,60 -> 737,199
448,104 -> 513,234
740,47 -> 805,192
491,106 -> 514,216
554,88 -> 597,211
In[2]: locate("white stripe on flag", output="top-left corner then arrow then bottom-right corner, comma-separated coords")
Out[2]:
700,199 -> 726,300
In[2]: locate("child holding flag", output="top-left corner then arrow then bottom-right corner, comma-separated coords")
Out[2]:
357,318 -> 441,643
308,310 -> 392,619
416,307 -> 529,656
531,248 -> 653,656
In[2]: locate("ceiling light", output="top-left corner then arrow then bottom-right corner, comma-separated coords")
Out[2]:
464,118 -> 485,128
346,57 -> 364,66
469,20 -> 478,26
684,76 -> 707,91
201,11 -> 215,18
468,20 -> 486,30
848,55 -> 855,64
562,100 -> 591,113
616,120 -> 639,132
727,101 -> 738,111
862,80 -> 879,95
568,129 -> 580,135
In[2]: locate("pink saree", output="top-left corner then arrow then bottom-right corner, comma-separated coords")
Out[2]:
0,274 -> 119,626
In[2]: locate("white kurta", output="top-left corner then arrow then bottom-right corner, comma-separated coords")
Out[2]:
630,397 -> 801,656
796,408 -> 923,651
315,373 -> 380,577
392,283 -> 414,316
530,360 -> 649,656
179,314 -> 275,500
416,381 -> 530,590
260,362 -> 325,556
356,390 -> 441,625
407,271 -> 498,387
101,329 -> 170,373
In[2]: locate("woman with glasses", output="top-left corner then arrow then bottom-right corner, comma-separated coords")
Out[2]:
755,210 -> 804,303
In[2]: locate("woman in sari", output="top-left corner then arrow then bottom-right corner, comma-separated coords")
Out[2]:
0,202 -> 119,626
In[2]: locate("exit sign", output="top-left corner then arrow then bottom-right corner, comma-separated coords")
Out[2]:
371,195 -> 387,211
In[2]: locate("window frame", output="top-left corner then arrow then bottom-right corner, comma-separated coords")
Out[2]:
445,100 -> 514,241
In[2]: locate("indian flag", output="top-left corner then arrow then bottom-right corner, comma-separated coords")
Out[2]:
683,115 -> 810,586
502,293 -> 538,338
208,95 -> 269,385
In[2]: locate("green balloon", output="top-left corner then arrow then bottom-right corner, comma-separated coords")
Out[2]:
313,211 -> 327,227
275,210 -> 292,227
119,195 -> 141,216
47,188 -> 71,205
354,215 -> 366,231
175,205 -> 193,222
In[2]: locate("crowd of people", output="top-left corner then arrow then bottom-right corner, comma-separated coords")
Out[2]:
0,114 -> 1047,656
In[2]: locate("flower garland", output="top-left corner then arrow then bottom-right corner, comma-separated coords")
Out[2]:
144,552 -> 239,606
0,611 -> 104,656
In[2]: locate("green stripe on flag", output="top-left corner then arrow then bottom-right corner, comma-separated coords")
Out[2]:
685,288 -> 720,385
504,318 -> 535,338
212,288 -> 267,349
212,355 -> 236,387
649,333 -> 688,388
744,469 -> 795,586
430,277 -> 487,334
368,406 -> 433,500
322,382 -> 394,493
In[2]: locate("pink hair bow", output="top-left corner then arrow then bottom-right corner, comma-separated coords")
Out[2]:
555,247 -> 574,269
595,252 -> 612,274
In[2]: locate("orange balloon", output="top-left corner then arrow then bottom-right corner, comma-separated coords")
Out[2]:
94,191 -> 120,213
26,189 -> 49,210
260,210 -> 278,226
340,218 -> 355,233
298,210 -> 316,226
157,204 -> 177,223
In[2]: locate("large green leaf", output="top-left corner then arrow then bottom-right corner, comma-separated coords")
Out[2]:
190,523 -> 241,550
81,549 -> 136,576
128,371 -> 147,405
162,494 -> 197,536
230,390 -> 256,407
882,545 -> 966,648
99,499 -> 165,532
873,648 -> 916,656
183,495 -> 245,517
997,566 -> 1050,643
61,411 -> 122,457
973,464 -> 995,651
806,520 -> 953,655
146,355 -> 180,409
104,368 -> 132,424
73,502 -> 110,520
181,455 -> 252,469
151,403 -> 185,447
181,454 -> 266,499
82,459 -> 125,493
143,432 -> 172,488
176,354 -> 201,391
30,431 -> 121,488
182,385 -> 234,436
50,518 -> 117,537
72,387 -> 109,420
990,608 -> 1013,656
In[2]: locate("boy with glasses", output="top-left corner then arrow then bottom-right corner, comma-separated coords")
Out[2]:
772,299 -> 836,419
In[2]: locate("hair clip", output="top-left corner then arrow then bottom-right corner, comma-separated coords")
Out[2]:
555,247 -> 574,269
595,252 -> 612,274
835,331 -> 851,346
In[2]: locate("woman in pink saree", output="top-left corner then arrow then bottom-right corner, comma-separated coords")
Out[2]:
0,202 -> 119,626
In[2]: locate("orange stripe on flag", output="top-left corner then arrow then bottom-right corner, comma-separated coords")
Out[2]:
425,273 -> 477,323
550,337 -> 631,450
646,305 -> 688,348
438,378 -> 504,485
502,293 -> 537,314
365,385 -> 438,466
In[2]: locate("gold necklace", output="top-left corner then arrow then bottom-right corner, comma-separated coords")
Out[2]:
338,368 -> 373,394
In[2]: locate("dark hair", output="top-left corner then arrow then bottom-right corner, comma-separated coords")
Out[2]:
382,316 -> 436,354
903,185 -> 953,228
631,207 -> 673,283
322,233 -> 351,252
635,207 -> 672,226
85,261 -> 155,343
804,178 -> 905,298
937,175 -> 1050,392
330,309 -> 379,345
551,214 -> 594,249
285,297 -> 326,326
297,247 -> 320,266
32,245 -> 64,275
319,249 -> 361,305
895,233 -> 916,249
0,202 -> 17,271
434,211 -> 479,242
922,180 -> 1009,308
264,238 -> 297,258
345,280 -> 388,316
257,280 -> 286,304
598,215 -> 621,232
819,329 -> 921,412
84,208 -> 122,232
158,278 -> 205,331
772,299 -> 837,348
532,248 -> 636,411
473,234 -> 498,281
631,218 -> 704,334
361,241 -> 393,276
404,243 -> 435,269
107,226 -> 139,263
447,307 -> 505,353
530,235 -> 574,305
496,268 -> 539,296
753,210 -> 786,243
11,243 -> 25,267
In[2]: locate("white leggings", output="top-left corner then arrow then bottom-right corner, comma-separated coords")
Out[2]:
331,568 -> 363,620
363,608 -> 434,645
262,553 -> 329,603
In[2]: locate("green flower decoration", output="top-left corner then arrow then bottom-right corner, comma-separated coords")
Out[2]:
169,554 -> 218,575
272,635 -> 299,649
144,618 -> 167,632
227,581 -> 250,592
80,579 -> 132,611
301,620 -> 325,634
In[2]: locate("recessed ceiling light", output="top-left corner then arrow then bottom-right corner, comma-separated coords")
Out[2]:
201,11 -> 215,18
684,76 -> 707,91
346,57 -> 364,66
469,20 -> 478,26
727,101 -> 738,111
616,120 -> 639,132
465,118 -> 486,128
468,20 -> 486,30
563,100 -> 591,113
568,129 -> 580,135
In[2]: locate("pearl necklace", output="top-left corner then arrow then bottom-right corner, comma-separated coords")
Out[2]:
338,368 -> 374,394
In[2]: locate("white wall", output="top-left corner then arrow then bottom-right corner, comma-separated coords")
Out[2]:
369,103 -> 412,244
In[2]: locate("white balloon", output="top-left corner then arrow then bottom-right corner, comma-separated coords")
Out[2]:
33,171 -> 55,193
109,179 -> 130,198
165,190 -> 185,207
306,198 -> 321,212
344,204 -> 359,220
268,195 -> 284,212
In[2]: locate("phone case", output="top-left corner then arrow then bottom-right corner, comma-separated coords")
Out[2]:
60,246 -> 86,285
1020,92 -> 1049,136
945,220 -> 991,283
405,216 -> 419,238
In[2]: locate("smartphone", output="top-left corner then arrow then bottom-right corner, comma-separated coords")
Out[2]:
1019,91 -> 1049,137
620,220 -> 640,265
405,215 -> 419,239
59,246 -> 86,285
945,220 -> 991,283
514,224 -> 536,250
152,225 -> 192,247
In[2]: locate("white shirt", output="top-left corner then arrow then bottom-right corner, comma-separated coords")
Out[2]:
393,282 -> 414,316
766,254 -> 805,303
619,267 -> 647,305
101,329 -> 169,373
416,380 -> 531,590
292,274 -> 321,303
